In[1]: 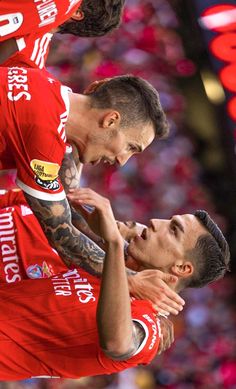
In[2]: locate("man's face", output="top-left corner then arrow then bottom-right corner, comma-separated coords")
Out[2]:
126,214 -> 208,270
77,122 -> 155,166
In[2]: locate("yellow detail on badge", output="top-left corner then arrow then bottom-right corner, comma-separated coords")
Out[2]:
30,159 -> 60,181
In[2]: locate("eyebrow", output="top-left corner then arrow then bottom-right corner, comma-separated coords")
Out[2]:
171,217 -> 185,234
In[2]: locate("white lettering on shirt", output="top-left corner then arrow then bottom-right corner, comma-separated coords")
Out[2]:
0,13 -> 23,37
51,268 -> 96,303
142,314 -> 158,350
7,67 -> 31,101
34,0 -> 58,27
0,209 -> 21,283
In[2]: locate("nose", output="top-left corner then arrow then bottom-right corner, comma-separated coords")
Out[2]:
116,152 -> 133,167
150,219 -> 158,231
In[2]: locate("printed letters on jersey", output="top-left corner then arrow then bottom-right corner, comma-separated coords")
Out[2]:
29,33 -> 53,69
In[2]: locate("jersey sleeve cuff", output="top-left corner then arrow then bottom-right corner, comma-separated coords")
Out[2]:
16,178 -> 66,201
132,319 -> 149,356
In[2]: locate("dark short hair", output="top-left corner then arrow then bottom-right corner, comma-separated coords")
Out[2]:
58,0 -> 125,37
88,75 -> 169,139
185,210 -> 230,288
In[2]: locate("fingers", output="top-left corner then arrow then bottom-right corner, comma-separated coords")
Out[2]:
154,299 -> 182,316
157,282 -> 185,307
152,306 -> 170,317
163,273 -> 178,284
149,287 -> 185,315
67,188 -> 107,208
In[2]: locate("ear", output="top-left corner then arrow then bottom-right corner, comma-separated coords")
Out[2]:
71,8 -> 84,21
171,261 -> 194,279
102,111 -> 121,129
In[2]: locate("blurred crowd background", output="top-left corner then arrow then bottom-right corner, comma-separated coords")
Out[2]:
0,0 -> 236,387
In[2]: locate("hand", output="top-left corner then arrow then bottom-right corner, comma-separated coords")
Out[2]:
127,269 -> 185,316
117,220 -> 147,242
157,316 -> 174,355
67,188 -> 121,244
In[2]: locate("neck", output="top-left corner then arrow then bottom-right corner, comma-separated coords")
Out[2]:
65,93 -> 91,147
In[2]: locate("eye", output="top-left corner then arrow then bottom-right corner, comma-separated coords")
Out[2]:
128,144 -> 137,152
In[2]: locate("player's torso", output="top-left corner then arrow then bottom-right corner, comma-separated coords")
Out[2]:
0,66 -> 69,170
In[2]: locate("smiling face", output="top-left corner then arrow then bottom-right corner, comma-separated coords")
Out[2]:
78,121 -> 155,166
127,214 -> 208,271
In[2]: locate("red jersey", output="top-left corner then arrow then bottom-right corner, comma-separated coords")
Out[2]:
0,268 -> 161,380
0,189 -> 67,283
0,0 -> 82,41
0,66 -> 71,201
2,32 -> 53,69
0,191 -> 161,379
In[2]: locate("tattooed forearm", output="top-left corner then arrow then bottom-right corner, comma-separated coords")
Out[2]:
59,151 -> 81,193
71,206 -> 105,247
24,193 -> 105,276
59,153 -> 102,244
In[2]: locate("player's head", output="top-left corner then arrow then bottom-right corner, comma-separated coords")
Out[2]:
68,75 -> 168,166
58,0 -> 125,37
126,211 -> 230,291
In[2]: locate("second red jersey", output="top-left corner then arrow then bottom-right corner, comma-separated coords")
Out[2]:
0,190 -> 161,379
0,268 -> 161,380
0,0 -> 82,41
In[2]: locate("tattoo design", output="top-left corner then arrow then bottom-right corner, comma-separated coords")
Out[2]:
59,152 -> 81,193
24,194 -> 105,276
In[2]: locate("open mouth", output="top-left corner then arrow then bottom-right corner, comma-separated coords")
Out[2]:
103,158 -> 115,165
91,159 -> 101,166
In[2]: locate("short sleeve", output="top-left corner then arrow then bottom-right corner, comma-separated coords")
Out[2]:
97,300 -> 161,374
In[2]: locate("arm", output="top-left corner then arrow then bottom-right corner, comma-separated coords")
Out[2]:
24,193 -> 105,276
59,149 -> 82,193
68,188 -> 180,360
59,150 -> 105,247
72,188 -> 141,359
